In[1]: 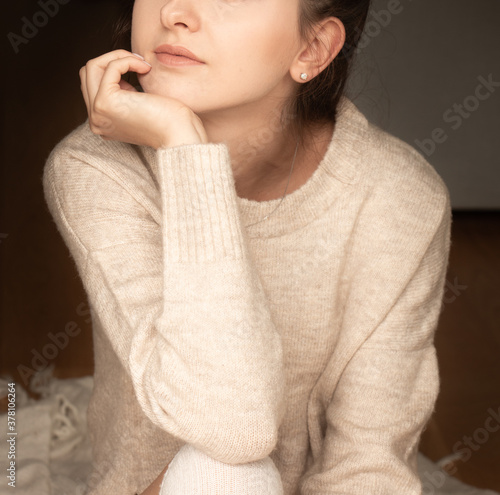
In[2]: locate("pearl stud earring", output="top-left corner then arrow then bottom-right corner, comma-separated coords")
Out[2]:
300,73 -> 308,81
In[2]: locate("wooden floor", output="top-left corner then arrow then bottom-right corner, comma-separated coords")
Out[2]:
419,211 -> 500,491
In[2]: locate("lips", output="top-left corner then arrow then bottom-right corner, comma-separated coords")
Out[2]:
154,44 -> 204,64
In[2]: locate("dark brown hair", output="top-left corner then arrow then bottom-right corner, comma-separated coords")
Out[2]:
111,0 -> 371,135
111,1 -> 134,53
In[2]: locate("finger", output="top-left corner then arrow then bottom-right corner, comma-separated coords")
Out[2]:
82,50 -> 144,135
79,66 -> 91,117
98,57 -> 151,95
81,66 -> 105,135
93,57 -> 151,111
86,52 -> 148,106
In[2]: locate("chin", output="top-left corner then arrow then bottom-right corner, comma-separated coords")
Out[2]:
138,72 -> 171,95
137,73 -> 206,111
136,73 -> 154,93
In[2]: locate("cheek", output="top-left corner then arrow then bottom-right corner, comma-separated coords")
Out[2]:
130,20 -> 143,54
130,3 -> 151,54
232,19 -> 299,76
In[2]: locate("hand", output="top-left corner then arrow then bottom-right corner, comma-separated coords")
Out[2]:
79,50 -> 208,149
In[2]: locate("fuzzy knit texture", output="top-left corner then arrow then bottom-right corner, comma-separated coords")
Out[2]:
42,96 -> 452,495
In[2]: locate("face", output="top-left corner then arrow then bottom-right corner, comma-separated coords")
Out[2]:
131,0 -> 305,118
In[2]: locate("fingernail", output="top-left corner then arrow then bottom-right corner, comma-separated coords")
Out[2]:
142,61 -> 152,67
132,53 -> 145,60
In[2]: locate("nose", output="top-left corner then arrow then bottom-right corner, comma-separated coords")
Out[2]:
160,0 -> 200,32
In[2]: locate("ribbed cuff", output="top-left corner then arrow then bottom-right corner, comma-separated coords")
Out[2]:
157,143 -> 246,263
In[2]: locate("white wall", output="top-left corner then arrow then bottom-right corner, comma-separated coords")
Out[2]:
346,0 -> 500,209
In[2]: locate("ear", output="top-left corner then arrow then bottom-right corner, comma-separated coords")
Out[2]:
291,17 -> 346,83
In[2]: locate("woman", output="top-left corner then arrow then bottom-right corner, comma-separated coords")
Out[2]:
43,0 -> 452,493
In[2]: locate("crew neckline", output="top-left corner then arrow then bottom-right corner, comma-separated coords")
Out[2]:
236,97 -> 366,238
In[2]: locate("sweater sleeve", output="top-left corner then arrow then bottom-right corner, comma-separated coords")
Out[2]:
300,190 -> 452,494
42,130 -> 286,464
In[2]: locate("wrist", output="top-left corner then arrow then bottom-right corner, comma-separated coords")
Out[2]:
155,112 -> 207,149
155,132 -> 205,150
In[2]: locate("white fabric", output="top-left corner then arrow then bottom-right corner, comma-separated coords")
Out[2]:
0,379 -> 51,495
0,371 -> 498,495
160,443 -> 284,495
0,369 -> 94,495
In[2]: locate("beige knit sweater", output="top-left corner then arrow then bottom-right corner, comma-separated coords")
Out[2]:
42,97 -> 452,495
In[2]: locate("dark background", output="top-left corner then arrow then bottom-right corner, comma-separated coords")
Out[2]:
2,0 -> 124,380
1,0 -> 499,491
347,0 -> 500,209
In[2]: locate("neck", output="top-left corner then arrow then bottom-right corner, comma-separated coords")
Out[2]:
200,104 -> 332,202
